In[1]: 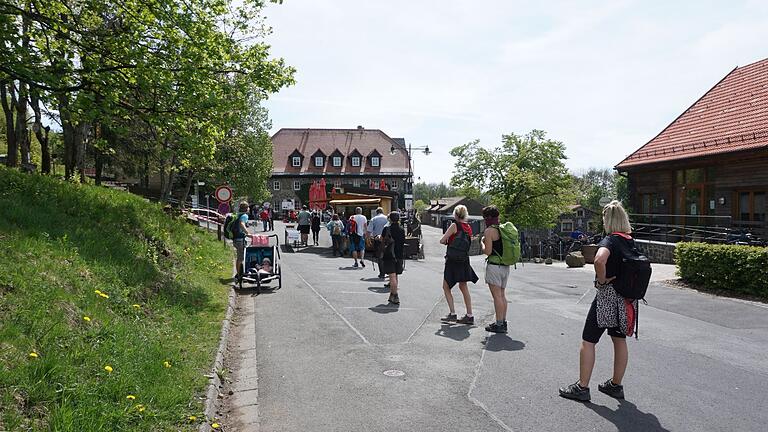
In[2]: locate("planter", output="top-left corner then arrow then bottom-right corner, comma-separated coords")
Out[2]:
582,244 -> 599,264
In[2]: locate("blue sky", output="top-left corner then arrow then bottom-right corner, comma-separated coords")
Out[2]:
262,0 -> 768,184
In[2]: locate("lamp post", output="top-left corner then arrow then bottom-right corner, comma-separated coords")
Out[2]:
390,142 -> 430,212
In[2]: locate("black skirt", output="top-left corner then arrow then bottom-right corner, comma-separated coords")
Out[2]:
381,258 -> 404,275
443,257 -> 479,288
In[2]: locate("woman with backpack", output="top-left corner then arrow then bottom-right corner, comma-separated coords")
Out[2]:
311,210 -> 322,246
327,214 -> 344,257
439,205 -> 478,325
559,200 -> 637,402
481,205 -> 510,333
379,212 -> 406,305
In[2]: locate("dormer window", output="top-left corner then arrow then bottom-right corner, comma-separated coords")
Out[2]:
311,150 -> 326,168
315,156 -> 324,167
288,149 -> 304,168
333,156 -> 342,167
292,156 -> 301,167
371,156 -> 380,167
367,150 -> 382,168
351,157 -> 361,167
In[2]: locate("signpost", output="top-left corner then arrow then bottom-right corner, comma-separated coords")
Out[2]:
214,185 -> 233,203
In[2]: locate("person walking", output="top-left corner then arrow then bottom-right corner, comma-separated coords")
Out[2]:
327,214 -> 344,256
439,205 -> 478,325
480,205 -> 511,333
311,210 -> 322,246
349,207 -> 368,268
559,200 -> 637,402
379,212 -> 406,305
232,201 -> 250,281
367,207 -> 389,279
267,206 -> 275,231
296,205 -> 312,246
260,208 -> 270,232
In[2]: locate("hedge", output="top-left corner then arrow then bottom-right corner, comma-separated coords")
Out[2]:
675,242 -> 768,297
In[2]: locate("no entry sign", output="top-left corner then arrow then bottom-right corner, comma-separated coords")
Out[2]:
214,185 -> 233,203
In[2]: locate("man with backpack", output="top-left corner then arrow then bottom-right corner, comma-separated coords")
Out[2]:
349,207 -> 368,268
367,207 -> 389,278
480,205 -> 521,333
559,200 -> 651,402
226,201 -> 251,282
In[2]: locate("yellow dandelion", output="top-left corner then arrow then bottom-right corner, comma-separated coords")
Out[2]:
163,361 -> 171,368
132,304 -> 141,309
94,289 -> 102,295
211,423 -> 220,429
98,292 -> 109,299
104,365 -> 113,373
135,404 -> 145,412
83,316 -> 91,322
188,415 -> 197,421
29,352 -> 39,359
126,395 -> 136,400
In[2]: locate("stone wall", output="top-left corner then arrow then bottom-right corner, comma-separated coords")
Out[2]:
634,239 -> 676,264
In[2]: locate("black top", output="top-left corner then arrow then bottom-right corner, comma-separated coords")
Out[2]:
311,215 -> 321,229
382,224 -> 406,260
598,234 -> 633,278
490,228 -> 504,256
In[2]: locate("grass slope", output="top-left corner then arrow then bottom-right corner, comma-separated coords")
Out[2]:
0,167 -> 232,431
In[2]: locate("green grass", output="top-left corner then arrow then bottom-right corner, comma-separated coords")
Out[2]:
0,167 -> 233,431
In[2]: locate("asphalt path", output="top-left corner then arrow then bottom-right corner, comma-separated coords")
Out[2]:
229,221 -> 768,432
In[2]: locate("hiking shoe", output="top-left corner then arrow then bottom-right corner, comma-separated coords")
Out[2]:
389,294 -> 400,305
441,313 -> 458,322
353,262 -> 359,268
457,315 -> 475,325
598,379 -> 624,399
559,382 -> 591,402
485,322 -> 508,333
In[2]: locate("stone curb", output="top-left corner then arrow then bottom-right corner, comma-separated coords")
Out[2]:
199,285 -> 238,432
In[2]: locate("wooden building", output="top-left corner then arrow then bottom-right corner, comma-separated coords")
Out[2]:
615,58 -> 768,238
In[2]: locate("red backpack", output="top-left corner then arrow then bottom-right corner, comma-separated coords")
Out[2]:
348,216 -> 358,236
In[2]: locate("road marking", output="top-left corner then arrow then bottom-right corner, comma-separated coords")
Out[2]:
577,288 -> 592,304
339,291 -> 384,294
343,306 -> 418,311
294,272 -> 371,345
405,295 -> 443,344
468,341 -> 515,432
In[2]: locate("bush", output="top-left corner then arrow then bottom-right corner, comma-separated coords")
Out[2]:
675,242 -> 768,297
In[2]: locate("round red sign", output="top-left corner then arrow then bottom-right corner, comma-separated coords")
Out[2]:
214,185 -> 233,203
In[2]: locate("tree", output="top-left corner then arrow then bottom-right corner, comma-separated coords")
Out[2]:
450,130 -> 575,228
412,182 -> 457,202
413,199 -> 427,215
573,168 -> 617,210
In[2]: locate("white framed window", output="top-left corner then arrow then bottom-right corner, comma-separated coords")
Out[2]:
314,156 -> 324,167
370,156 -> 380,167
576,209 -> 585,218
273,180 -> 280,191
351,156 -> 361,167
332,156 -> 342,167
292,156 -> 301,167
353,179 -> 361,187
293,180 -> 301,190
391,181 -> 398,190
561,221 -> 573,232
294,201 -> 302,210
333,179 -> 342,187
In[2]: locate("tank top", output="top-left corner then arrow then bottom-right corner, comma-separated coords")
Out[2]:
448,222 -> 473,244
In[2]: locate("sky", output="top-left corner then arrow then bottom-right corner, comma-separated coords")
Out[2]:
261,0 -> 768,184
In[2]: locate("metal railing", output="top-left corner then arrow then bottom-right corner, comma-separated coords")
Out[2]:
630,213 -> 766,245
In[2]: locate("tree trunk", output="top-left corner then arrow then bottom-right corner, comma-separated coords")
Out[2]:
77,123 -> 90,182
30,89 -> 50,174
160,154 -> 177,203
0,82 -> 17,167
15,82 -> 30,167
180,169 -> 195,208
58,93 -> 75,179
95,150 -> 103,185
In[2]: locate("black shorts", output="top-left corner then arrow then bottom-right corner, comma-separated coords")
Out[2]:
582,300 -> 625,344
298,225 -> 310,234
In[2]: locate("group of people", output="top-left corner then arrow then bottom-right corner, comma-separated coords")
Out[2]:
249,204 -> 275,232
232,198 -> 641,402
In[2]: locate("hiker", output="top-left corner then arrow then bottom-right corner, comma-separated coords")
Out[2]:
296,205 -> 312,246
439,205 -> 478,325
349,207 -> 368,268
480,205 -> 518,334
379,212 -> 405,305
233,201 -> 250,281
311,210 -> 322,246
559,200 -> 636,402
367,207 -> 389,279
327,214 -> 345,256
267,206 -> 275,231
260,208 -> 270,232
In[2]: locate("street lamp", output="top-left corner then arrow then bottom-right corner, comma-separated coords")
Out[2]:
390,142 -> 430,211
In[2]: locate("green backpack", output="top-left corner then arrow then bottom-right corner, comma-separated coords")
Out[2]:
487,222 -> 521,266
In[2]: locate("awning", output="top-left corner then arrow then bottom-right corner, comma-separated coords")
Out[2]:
328,198 -> 381,205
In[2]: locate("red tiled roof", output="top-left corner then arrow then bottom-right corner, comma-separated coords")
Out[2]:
271,128 -> 410,176
616,57 -> 768,169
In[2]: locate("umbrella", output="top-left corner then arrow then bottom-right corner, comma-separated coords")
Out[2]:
380,179 -> 388,191
318,179 -> 327,210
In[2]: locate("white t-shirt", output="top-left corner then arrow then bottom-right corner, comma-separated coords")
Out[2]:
352,214 -> 367,236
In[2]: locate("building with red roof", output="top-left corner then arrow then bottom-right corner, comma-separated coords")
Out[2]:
615,57 -> 768,236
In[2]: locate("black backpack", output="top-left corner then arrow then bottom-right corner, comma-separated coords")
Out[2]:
612,235 -> 652,300
446,223 -> 471,261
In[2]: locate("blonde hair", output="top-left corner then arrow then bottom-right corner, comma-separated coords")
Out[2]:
453,204 -> 468,221
603,200 -> 631,234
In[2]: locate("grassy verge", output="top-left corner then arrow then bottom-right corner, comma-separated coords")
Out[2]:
0,167 -> 232,431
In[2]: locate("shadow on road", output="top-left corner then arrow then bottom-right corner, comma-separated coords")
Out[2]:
369,303 -> 399,314
219,277 -> 236,285
583,400 -> 670,432
435,323 -> 472,341
368,286 -> 390,293
482,334 -> 526,351
361,277 -> 386,282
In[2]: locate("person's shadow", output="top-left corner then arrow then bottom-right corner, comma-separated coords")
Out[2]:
435,323 -> 471,341
367,286 -> 390,293
369,303 -> 399,314
584,399 -> 670,431
481,334 -> 525,351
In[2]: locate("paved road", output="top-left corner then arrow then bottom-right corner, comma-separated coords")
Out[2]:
222,222 -> 768,431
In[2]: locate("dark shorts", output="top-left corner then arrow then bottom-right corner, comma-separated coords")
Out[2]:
298,225 -> 310,234
381,258 -> 404,275
582,300 -> 626,344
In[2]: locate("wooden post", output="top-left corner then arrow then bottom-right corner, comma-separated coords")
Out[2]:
217,224 -> 222,241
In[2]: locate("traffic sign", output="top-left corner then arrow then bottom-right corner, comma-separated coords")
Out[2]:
214,185 -> 233,203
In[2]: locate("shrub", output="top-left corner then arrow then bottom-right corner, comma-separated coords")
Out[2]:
675,242 -> 768,297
